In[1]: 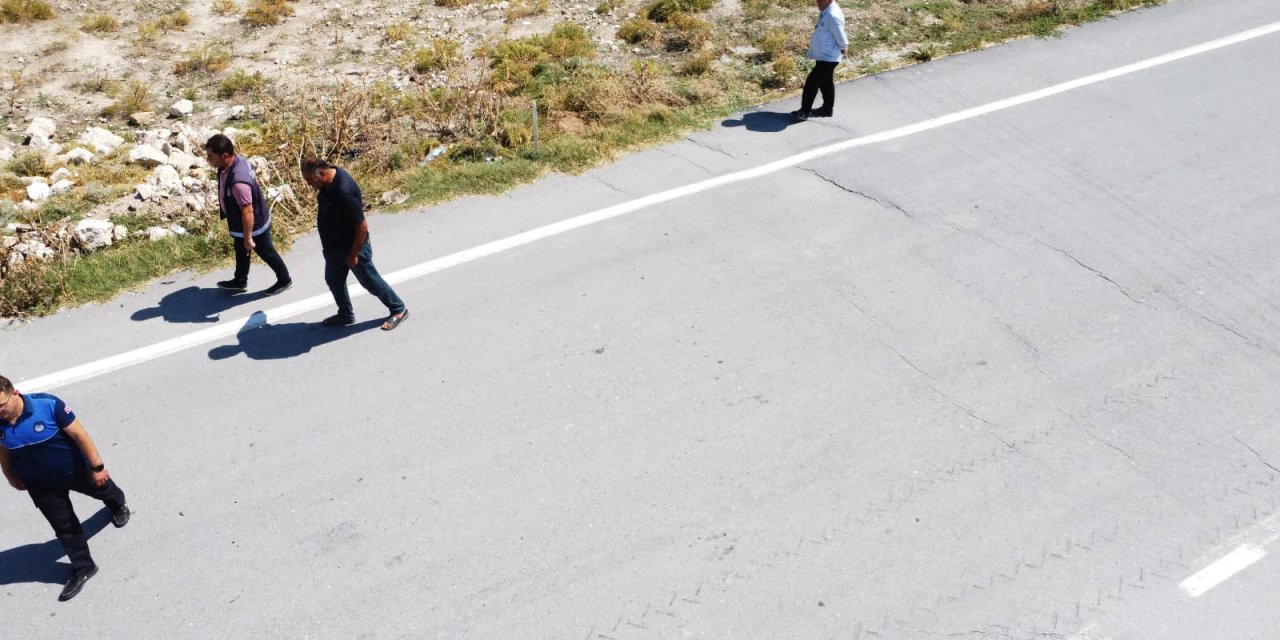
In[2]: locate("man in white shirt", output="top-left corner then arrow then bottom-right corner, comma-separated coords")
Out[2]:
792,0 -> 848,121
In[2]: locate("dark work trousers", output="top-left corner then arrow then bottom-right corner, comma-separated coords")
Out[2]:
800,60 -> 839,112
28,476 -> 126,576
323,240 -> 406,319
232,227 -> 291,284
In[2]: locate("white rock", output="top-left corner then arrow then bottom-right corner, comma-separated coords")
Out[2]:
0,144 -> 12,162
26,134 -> 54,149
168,223 -> 188,236
25,117 -> 56,141
150,164 -> 183,189
62,147 -> 94,164
113,224 -> 128,241
78,127 -> 125,154
51,179 -> 75,194
26,181 -> 52,202
166,150 -> 200,171
133,183 -> 156,201
2,235 -> 17,249
247,156 -> 270,175
229,106 -> 246,118
147,226 -> 174,241
169,99 -> 195,118
50,167 -> 73,183
184,195 -> 205,212
74,218 -> 116,251
266,184 -> 294,203
128,145 -> 168,168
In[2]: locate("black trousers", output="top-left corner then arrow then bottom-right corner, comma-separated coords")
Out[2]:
801,60 -> 839,112
28,476 -> 126,575
232,227 -> 291,284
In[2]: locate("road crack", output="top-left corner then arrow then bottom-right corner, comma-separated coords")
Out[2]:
1034,240 -> 1148,307
801,168 -> 915,220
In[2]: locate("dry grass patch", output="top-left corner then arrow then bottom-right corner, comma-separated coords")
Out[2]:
211,0 -> 238,16
408,38 -> 460,73
100,80 -> 152,118
506,0 -> 549,21
384,19 -> 414,43
218,68 -> 268,97
0,0 -> 53,23
80,14 -> 118,32
174,43 -> 231,75
243,0 -> 294,27
617,17 -> 657,44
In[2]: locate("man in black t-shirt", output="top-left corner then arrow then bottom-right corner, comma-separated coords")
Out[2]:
301,158 -> 409,331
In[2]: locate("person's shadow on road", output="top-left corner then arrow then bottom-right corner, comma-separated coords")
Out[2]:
0,508 -> 112,586
132,286 -> 268,324
208,311 -> 382,361
721,111 -> 795,133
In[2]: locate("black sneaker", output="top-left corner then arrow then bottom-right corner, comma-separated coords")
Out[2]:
262,280 -> 293,296
321,314 -> 355,327
811,108 -> 833,117
790,109 -> 810,121
59,565 -> 98,602
111,505 -> 131,528
216,279 -> 247,292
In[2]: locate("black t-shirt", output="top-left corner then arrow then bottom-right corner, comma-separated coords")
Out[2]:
316,168 -> 367,255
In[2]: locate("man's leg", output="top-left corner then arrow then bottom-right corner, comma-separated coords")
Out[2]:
219,236 -> 250,290
350,241 -> 406,315
251,228 -> 291,285
29,487 -> 96,575
815,61 -> 837,113
798,64 -> 822,113
73,475 -> 129,527
323,252 -> 356,321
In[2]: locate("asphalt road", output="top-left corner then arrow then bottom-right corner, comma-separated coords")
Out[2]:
4,0 -> 1280,637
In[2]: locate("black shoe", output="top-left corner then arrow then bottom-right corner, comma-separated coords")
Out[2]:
262,280 -> 293,296
59,565 -> 98,602
811,108 -> 833,117
216,279 -> 247,293
111,505 -> 131,528
790,109 -> 810,121
322,314 -> 355,327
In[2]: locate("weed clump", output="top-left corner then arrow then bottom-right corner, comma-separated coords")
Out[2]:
408,38 -> 460,74
174,44 -> 231,75
0,0 -> 54,23
100,80 -> 152,119
243,0 -> 294,27
617,17 -> 657,44
211,0 -> 238,16
643,0 -> 712,23
80,14 -> 118,32
218,69 -> 267,97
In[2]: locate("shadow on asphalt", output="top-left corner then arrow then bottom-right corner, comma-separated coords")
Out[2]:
207,312 -> 382,361
131,286 -> 268,324
721,111 -> 796,133
0,508 -> 112,586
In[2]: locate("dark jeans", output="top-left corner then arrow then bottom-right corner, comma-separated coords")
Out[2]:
324,240 -> 406,319
28,476 -> 126,575
801,60 -> 839,112
232,227 -> 291,284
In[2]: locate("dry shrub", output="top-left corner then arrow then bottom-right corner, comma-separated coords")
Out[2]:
0,0 -> 54,23
0,256 -> 64,318
211,0 -> 238,16
174,44 -> 231,75
678,49 -> 715,76
218,69 -> 268,97
643,0 -> 711,23
243,0 -> 294,27
409,38 -> 460,74
763,55 -> 798,88
617,17 -> 657,44
506,0 -> 549,20
434,0 -> 475,7
758,28 -> 787,60
1010,0 -> 1058,21
80,14 -> 118,32
624,60 -> 685,107
155,10 -> 192,32
385,20 -> 414,43
100,80 -> 151,118
663,12 -> 710,52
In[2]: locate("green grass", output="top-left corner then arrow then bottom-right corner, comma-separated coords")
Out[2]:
0,233 -> 229,317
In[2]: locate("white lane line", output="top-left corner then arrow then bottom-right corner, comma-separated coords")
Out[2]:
1180,512 -> 1280,597
1180,544 -> 1268,598
16,19 -> 1280,393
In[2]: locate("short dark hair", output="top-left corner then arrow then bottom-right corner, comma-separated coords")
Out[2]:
204,134 -> 235,155
300,157 -> 335,175
0,375 -> 13,394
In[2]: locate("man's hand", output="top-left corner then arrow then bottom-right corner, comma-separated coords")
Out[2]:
6,474 -> 25,491
244,236 -> 256,253
345,253 -> 359,268
90,467 -> 109,488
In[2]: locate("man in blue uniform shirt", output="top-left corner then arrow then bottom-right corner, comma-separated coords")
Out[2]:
0,374 -> 131,602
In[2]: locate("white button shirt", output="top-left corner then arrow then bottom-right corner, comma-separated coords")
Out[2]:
806,2 -> 848,63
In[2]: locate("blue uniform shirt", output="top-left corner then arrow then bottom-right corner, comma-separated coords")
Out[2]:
0,393 -> 85,488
